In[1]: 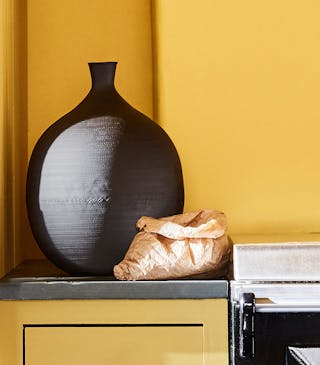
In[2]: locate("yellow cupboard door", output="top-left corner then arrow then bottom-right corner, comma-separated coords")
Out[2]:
25,325 -> 203,365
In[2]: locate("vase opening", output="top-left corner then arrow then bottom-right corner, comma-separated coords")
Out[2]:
89,62 -> 117,92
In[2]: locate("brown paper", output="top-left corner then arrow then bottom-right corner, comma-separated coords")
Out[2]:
113,209 -> 231,281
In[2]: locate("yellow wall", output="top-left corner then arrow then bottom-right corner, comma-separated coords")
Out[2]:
0,0 -> 28,274
153,0 -> 320,234
0,0 -> 7,276
26,0 -> 154,259
3,0 -> 320,270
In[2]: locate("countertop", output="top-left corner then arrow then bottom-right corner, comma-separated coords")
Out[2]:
0,260 -> 228,300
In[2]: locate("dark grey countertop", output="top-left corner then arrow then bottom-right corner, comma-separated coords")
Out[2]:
0,260 -> 228,300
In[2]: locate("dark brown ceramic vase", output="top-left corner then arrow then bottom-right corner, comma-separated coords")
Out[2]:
26,62 -> 184,275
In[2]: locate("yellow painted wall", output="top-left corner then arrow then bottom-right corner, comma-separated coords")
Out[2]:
26,0 -> 154,259
0,0 -> 28,274
0,0 -> 7,276
3,0 -> 320,270
153,0 -> 320,234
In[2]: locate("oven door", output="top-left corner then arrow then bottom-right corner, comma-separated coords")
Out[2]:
230,284 -> 320,365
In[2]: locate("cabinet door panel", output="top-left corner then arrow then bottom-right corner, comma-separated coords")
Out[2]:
25,325 -> 203,365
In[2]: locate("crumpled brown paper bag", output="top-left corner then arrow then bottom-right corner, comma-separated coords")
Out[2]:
113,209 -> 231,280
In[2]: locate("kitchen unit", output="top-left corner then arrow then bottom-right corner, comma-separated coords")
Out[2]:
4,237 -> 320,364
0,261 -> 228,365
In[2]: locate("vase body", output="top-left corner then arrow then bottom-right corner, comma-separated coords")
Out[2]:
26,62 -> 184,275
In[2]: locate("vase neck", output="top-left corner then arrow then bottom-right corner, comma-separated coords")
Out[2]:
89,62 -> 117,93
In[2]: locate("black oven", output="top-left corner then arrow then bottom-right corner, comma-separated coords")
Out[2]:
230,283 -> 320,364
230,241 -> 320,364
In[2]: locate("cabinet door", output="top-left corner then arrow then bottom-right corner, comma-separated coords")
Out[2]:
25,325 -> 203,365
0,299 -> 228,365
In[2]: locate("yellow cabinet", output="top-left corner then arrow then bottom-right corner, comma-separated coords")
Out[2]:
0,299 -> 228,365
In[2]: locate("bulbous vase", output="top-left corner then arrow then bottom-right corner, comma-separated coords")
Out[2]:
26,62 -> 184,275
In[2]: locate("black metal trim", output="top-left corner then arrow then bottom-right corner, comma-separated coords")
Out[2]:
24,323 -> 203,328
22,326 -> 25,365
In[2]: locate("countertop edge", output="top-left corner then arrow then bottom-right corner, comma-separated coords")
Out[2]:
0,279 -> 228,300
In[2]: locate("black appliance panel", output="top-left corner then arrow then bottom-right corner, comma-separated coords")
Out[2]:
232,302 -> 320,364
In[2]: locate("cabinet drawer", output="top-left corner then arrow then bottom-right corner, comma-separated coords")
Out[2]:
24,325 -> 203,365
